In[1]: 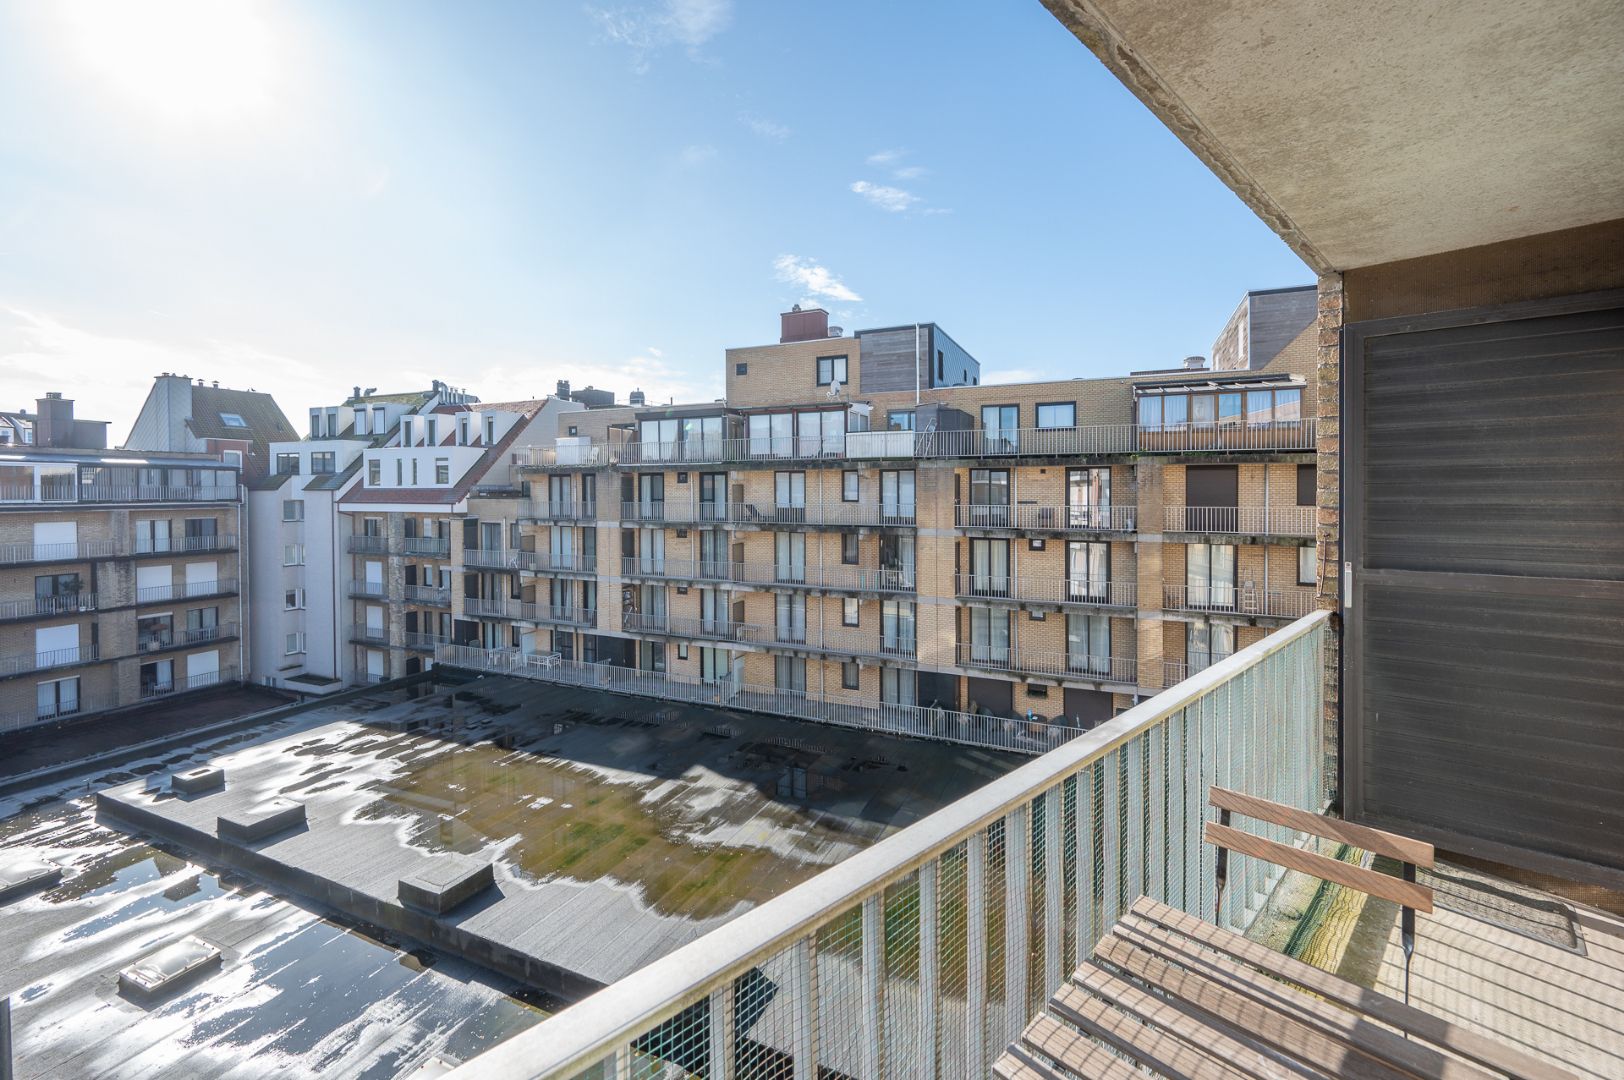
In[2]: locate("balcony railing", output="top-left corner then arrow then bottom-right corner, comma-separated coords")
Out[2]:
1161,651 -> 1233,687
618,556 -> 736,583
525,499 -> 597,522
514,550 -> 598,574
511,421 -> 1319,472
403,584 -> 451,605
0,538 -> 119,565
134,578 -> 237,604
136,622 -> 238,652
402,631 -> 450,651
955,503 -> 1137,532
954,573 -> 1137,609
346,535 -> 393,555
0,593 -> 99,621
1163,583 -> 1317,619
350,623 -> 390,645
621,612 -> 768,645
440,609 -> 1330,1080
463,548 -> 527,570
522,603 -> 596,627
956,641 -> 1139,684
731,561 -> 918,594
140,666 -> 238,700
404,536 -> 451,558
767,625 -> 918,660
0,643 -> 99,677
436,645 -> 1088,757
464,596 -> 521,620
133,534 -> 237,555
348,580 -> 389,599
728,501 -> 918,528
0,691 -> 115,734
1164,505 -> 1316,536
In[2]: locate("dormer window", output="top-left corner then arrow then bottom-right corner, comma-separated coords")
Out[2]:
309,409 -> 322,438
485,416 -> 496,445
458,416 -> 470,445
220,412 -> 247,428
401,418 -> 413,445
426,418 -> 438,445
353,407 -> 367,435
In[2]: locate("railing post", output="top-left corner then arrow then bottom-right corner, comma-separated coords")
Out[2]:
966,831 -> 988,1072
1043,786 -> 1064,994
0,996 -> 11,1080
792,936 -> 819,1080
1004,804 -> 1031,1039
1101,750 -> 1122,929
918,859 -> 939,1078
860,894 -> 885,1078
708,985 -> 735,1080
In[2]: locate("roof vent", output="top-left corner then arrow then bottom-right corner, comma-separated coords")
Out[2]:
1183,355 -> 1207,370
828,326 -> 843,337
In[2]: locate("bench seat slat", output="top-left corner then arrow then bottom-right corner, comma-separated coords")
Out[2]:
1205,822 -> 1434,912
1208,787 -> 1435,867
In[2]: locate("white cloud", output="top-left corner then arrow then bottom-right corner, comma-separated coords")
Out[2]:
866,149 -> 904,167
592,0 -> 733,70
773,255 -> 862,304
739,113 -> 789,141
850,180 -> 919,213
892,165 -> 927,180
478,346 -> 719,408
679,143 -> 717,166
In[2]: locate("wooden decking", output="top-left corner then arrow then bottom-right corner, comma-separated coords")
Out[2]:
997,896 -> 1582,1080
1370,886 -> 1624,1080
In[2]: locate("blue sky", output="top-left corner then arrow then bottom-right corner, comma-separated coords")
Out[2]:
0,0 -> 1309,436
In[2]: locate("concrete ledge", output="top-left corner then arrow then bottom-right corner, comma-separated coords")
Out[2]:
217,798 -> 306,843
172,765 -> 225,795
399,856 -> 495,915
0,857 -> 62,903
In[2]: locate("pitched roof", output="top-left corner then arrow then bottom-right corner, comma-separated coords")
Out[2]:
338,401 -> 546,507
185,385 -> 298,463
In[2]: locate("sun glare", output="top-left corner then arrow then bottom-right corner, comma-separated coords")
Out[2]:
58,0 -> 278,126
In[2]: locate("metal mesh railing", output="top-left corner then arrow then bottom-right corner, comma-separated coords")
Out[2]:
441,609 -> 1328,1080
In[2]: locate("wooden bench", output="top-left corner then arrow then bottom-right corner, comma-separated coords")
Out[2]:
995,788 -> 1580,1080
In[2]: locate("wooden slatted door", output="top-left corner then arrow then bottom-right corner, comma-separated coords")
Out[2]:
1345,291 -> 1624,888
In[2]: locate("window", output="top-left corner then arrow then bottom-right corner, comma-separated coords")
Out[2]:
284,632 -> 306,655
222,449 -> 243,470
1163,395 -> 1188,428
841,532 -> 859,564
282,500 -> 303,522
310,452 -> 336,474
411,459 -> 419,485
842,471 -> 858,501
396,459 -> 404,485
1190,394 -> 1216,425
1028,683 -> 1049,699
434,459 -> 450,485
309,409 -> 323,437
458,416 -> 470,445
887,410 -> 914,431
843,597 -> 859,626
284,588 -> 305,609
1299,544 -> 1317,586
354,407 -> 369,435
373,405 -> 386,432
37,677 -> 80,720
567,425 -> 578,437
1066,613 -> 1110,675
1036,402 -> 1076,429
283,543 -> 305,566
425,418 -> 438,445
1186,543 -> 1236,608
1297,464 -> 1316,507
816,355 -> 848,386
735,362 -> 747,376
677,643 -> 689,661
485,416 -> 496,445
367,459 -> 381,486
880,667 -> 915,706
275,453 -> 300,475
842,661 -> 860,690
220,412 -> 247,428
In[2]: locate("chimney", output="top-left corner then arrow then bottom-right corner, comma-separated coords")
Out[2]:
780,306 -> 830,344
1183,355 -> 1207,370
354,385 -> 362,399
629,388 -> 646,406
34,393 -> 74,447
557,379 -> 571,400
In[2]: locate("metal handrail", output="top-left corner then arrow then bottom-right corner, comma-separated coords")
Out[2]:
0,593 -> 99,620
134,579 -> 238,603
955,641 -> 1138,683
441,610 -> 1330,1078
1163,505 -> 1316,536
0,643 -> 99,675
0,538 -> 120,565
403,584 -> 451,605
953,573 -> 1136,608
955,503 -> 1137,532
1163,584 -> 1317,619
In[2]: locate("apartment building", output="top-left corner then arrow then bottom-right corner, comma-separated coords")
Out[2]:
125,372 -> 299,482
497,289 -> 1315,729
0,393 -> 243,731
336,394 -> 585,684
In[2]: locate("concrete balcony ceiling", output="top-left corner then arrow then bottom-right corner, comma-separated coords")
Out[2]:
1042,0 -> 1624,271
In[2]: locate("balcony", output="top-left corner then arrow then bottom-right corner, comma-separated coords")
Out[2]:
1161,650 -> 1232,686
524,499 -> 597,522
0,643 -> 99,677
956,503 -> 1137,533
1163,505 -> 1316,537
523,550 -> 598,575
0,592 -> 100,622
436,611 -> 1329,1078
348,580 -> 389,599
404,536 -> 451,558
956,641 -> 1138,684
916,419 -> 1316,459
0,481 -> 238,506
727,500 -> 917,528
523,443 -> 615,469
437,644 -> 1089,756
954,573 -> 1137,609
132,534 -> 238,556
520,603 -> 596,627
730,561 -> 918,595
135,578 -> 238,604
1163,583 -> 1317,620
346,535 -> 393,555
0,691 -> 115,735
463,547 -> 527,571
0,538 -> 119,566
349,623 -> 389,645
619,500 -> 708,525
402,631 -> 450,651
619,556 -> 735,583
622,612 -> 767,645
464,596 -> 520,620
767,625 -> 917,661
136,622 -> 238,653
403,583 -> 451,606
140,666 -> 239,700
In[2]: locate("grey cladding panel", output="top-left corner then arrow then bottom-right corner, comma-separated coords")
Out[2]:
1247,288 -> 1316,368
1363,308 -> 1624,579
856,328 -> 924,393
1360,579 -> 1624,872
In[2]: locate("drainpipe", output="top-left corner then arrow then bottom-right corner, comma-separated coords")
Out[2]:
1262,468 -> 1270,604
914,323 -> 921,406
237,488 -> 245,686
